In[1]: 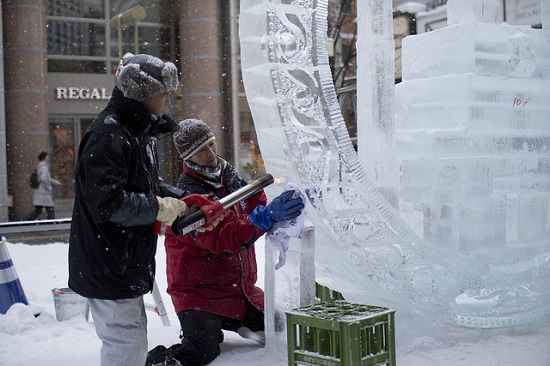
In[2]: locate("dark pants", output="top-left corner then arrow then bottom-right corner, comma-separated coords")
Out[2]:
172,302 -> 264,366
25,206 -> 55,220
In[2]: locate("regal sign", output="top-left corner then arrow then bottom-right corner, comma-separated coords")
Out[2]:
55,87 -> 110,100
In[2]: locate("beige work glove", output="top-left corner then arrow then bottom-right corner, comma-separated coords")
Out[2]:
156,196 -> 189,225
196,214 -> 224,233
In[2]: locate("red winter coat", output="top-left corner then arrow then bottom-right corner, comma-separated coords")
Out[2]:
164,165 -> 266,319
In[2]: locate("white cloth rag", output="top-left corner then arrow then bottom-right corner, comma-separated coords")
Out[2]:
266,182 -> 305,270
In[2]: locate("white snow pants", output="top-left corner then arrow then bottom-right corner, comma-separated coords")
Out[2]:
89,297 -> 148,366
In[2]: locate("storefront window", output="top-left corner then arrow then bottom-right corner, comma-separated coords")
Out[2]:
47,0 -> 176,74
238,97 -> 266,181
47,117 -> 95,218
109,24 -> 171,61
47,20 -> 106,57
48,0 -> 105,18
111,0 -> 167,23
48,60 -> 107,73
49,119 -> 77,200
137,25 -> 172,58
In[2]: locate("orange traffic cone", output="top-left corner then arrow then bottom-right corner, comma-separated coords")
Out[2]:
0,236 -> 28,314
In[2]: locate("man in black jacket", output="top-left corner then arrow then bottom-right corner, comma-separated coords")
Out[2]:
69,54 -> 193,366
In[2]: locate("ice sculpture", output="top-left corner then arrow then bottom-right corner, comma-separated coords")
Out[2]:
356,0 -> 398,200
239,0 -> 550,333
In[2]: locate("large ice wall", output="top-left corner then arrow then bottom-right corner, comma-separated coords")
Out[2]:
239,0 -> 550,333
395,0 -> 550,315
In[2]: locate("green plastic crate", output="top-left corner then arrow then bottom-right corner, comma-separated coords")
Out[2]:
316,283 -> 345,302
286,301 -> 396,366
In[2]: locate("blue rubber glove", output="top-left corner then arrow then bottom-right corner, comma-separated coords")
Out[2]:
249,190 -> 304,232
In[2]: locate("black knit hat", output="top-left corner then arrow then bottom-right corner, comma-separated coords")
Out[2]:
173,119 -> 216,160
115,54 -> 178,102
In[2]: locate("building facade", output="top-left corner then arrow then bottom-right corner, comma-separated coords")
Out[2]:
0,0 -> 263,221
0,0 -> 542,221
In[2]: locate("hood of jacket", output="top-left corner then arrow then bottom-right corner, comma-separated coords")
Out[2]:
105,86 -> 179,140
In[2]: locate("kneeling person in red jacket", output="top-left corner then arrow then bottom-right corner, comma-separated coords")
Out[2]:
147,119 -> 304,366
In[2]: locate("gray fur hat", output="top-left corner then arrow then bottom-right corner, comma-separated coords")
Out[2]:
174,119 -> 215,160
115,54 -> 178,102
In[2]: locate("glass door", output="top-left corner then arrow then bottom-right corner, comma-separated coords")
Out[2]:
48,117 -> 94,218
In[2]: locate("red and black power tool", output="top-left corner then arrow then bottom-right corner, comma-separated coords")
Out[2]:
170,173 -> 274,237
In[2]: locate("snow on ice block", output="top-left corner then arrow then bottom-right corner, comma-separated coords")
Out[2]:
286,301 -> 396,366
401,23 -> 550,81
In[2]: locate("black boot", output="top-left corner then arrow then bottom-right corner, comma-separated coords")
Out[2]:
145,345 -> 169,366
164,344 -> 185,366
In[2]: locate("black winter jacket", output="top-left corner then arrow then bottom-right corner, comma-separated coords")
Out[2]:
68,87 -> 184,299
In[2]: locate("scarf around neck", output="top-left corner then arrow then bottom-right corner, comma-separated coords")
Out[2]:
185,157 -> 247,193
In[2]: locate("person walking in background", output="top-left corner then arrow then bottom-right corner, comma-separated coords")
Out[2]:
24,151 -> 61,220
146,119 -> 304,366
68,54 -> 210,366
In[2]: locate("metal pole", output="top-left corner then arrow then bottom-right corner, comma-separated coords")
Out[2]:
134,23 -> 139,55
117,17 -> 122,60
0,2 -> 8,221
150,281 -> 171,326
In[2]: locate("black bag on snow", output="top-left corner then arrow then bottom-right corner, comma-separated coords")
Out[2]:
29,169 -> 39,188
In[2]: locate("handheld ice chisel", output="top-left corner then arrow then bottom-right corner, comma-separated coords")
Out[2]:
170,173 -> 274,237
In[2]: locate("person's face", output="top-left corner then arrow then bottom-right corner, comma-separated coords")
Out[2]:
188,140 -> 218,167
141,92 -> 171,117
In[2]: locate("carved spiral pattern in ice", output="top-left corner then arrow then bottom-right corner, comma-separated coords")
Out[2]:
239,0 -> 550,328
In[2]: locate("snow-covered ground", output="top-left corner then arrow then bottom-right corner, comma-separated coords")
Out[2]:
1,237 -> 549,366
